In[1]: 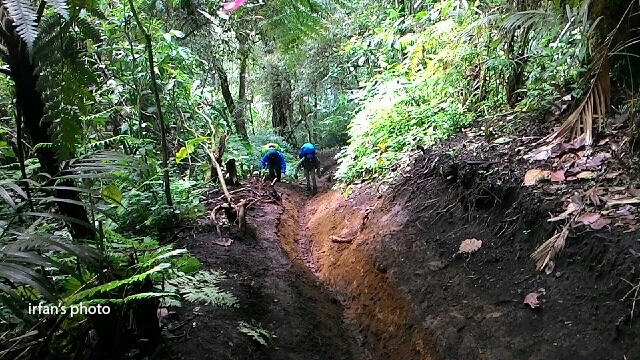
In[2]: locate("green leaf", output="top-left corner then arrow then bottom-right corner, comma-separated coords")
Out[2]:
175,147 -> 189,163
101,184 -> 122,205
65,263 -> 171,304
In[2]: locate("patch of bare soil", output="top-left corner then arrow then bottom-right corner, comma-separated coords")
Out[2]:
290,114 -> 640,359
158,176 -> 360,360
159,120 -> 640,360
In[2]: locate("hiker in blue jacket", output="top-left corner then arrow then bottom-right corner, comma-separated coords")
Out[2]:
260,144 -> 286,182
295,143 -> 321,194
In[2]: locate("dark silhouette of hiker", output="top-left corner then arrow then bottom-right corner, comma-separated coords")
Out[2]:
260,144 -> 286,182
295,143 -> 321,194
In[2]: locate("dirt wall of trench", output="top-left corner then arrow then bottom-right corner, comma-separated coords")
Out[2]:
277,153 -> 640,360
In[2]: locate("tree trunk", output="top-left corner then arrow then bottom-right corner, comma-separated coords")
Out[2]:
214,57 -> 248,140
271,69 -> 293,142
0,9 -> 94,240
128,0 -> 173,207
235,36 -> 249,140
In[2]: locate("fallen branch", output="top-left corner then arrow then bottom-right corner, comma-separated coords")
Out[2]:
330,235 -> 353,244
199,113 -> 247,236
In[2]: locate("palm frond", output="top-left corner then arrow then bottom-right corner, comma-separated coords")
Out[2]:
542,60 -> 610,147
0,263 -> 55,301
531,226 -> 569,271
501,10 -> 555,33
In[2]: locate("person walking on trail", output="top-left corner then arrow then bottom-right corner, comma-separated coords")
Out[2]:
295,143 -> 321,194
260,144 -> 286,183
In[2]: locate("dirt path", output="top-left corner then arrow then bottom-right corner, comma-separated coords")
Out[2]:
160,167 -> 364,359
160,145 -> 640,360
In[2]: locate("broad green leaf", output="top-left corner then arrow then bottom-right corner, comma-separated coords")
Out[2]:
176,147 -> 189,163
102,184 -> 122,205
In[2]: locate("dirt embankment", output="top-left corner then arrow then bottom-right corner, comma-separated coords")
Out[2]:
163,142 -> 640,359
284,147 -> 640,359
161,179 -> 360,360
274,130 -> 640,359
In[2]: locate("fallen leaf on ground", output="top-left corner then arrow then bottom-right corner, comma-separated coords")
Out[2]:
586,153 -> 610,168
588,191 -> 602,206
485,311 -> 503,319
550,170 -> 565,182
607,197 -> 640,206
524,169 -> 550,186
214,237 -> 233,246
605,171 -> 621,179
589,217 -> 611,230
330,235 -> 353,243
548,201 -> 580,222
577,212 -> 601,226
576,171 -> 597,180
544,260 -> 555,275
157,308 -> 170,327
493,136 -> 512,144
458,238 -> 482,254
523,292 -> 541,308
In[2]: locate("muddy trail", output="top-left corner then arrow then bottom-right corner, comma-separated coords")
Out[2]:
160,153 -> 366,360
160,146 -> 640,360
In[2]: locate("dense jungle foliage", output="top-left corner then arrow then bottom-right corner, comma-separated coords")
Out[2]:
0,0 -> 638,358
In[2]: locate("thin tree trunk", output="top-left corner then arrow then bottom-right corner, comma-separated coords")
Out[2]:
128,0 -> 173,207
214,56 -> 248,140
15,104 -> 33,210
249,94 -> 255,136
235,43 -> 249,139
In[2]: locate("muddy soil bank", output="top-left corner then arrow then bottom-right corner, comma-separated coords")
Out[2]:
160,145 -> 640,359
159,181 -> 361,360
298,150 -> 640,359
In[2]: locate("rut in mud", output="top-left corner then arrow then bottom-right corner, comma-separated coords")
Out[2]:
161,178 -> 363,359
278,186 -> 436,360
161,150 -> 438,360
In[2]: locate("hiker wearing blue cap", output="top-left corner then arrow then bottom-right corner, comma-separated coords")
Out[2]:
295,143 -> 321,194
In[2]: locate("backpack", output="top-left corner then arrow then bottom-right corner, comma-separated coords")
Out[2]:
266,149 -> 280,162
299,143 -> 316,158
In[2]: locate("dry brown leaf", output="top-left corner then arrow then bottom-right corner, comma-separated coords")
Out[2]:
605,171 -> 621,179
213,237 -> 233,246
544,260 -> 555,275
548,202 -> 580,222
458,238 -> 482,254
576,171 -> 597,180
523,292 -> 541,309
586,153 -> 610,168
590,217 -> 611,230
577,212 -> 601,225
531,226 -> 569,270
607,197 -> 640,206
588,191 -> 602,206
523,169 -> 550,186
550,170 -> 565,182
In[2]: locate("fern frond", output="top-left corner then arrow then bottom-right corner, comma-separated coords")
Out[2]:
165,270 -> 238,308
238,321 -> 275,347
3,0 -> 38,49
74,17 -> 101,43
48,0 -> 69,20
65,263 -> 171,304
